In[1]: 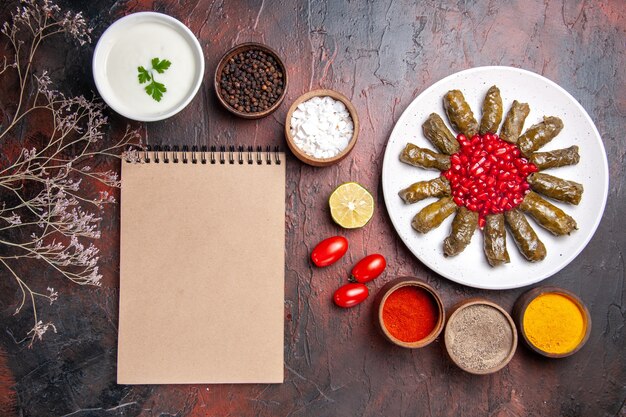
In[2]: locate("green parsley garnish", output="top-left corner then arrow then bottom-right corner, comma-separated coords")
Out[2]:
137,57 -> 172,102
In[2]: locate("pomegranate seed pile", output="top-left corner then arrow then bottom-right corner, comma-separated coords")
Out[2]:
443,133 -> 538,228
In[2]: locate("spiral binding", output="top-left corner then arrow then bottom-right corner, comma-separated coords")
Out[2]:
137,145 -> 282,165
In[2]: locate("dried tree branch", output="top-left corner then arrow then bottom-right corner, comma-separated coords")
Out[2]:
0,0 -> 142,346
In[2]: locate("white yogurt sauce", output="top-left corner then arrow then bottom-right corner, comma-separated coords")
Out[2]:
98,19 -> 199,119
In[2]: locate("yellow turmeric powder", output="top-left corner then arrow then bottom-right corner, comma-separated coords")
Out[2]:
523,293 -> 586,354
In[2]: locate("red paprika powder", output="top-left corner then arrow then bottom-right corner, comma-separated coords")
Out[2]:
382,286 -> 439,342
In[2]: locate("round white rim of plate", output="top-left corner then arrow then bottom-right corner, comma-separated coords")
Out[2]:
381,66 -> 609,290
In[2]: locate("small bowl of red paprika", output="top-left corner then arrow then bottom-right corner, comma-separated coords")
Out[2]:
374,277 -> 445,348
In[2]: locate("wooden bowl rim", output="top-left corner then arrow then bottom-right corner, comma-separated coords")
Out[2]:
513,286 -> 592,358
374,276 -> 446,349
284,88 -> 359,167
214,42 -> 288,119
444,298 -> 518,375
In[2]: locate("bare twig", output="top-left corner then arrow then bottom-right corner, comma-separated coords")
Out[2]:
0,0 -> 141,346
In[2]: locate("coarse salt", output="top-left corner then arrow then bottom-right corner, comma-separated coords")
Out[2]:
290,96 -> 354,159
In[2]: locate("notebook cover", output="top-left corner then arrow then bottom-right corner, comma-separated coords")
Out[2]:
118,154 -> 285,384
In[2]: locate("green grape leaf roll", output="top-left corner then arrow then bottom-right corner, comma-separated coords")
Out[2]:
443,90 -> 479,138
529,146 -> 580,170
483,214 -> 510,266
500,100 -> 530,143
479,85 -> 503,135
422,113 -> 460,155
504,209 -> 547,262
400,143 -> 451,171
399,176 -> 451,204
518,116 -> 564,156
527,172 -> 583,205
443,207 -> 479,257
519,191 -> 577,235
411,196 -> 457,233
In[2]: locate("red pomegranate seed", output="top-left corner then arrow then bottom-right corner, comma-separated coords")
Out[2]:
446,133 -> 533,222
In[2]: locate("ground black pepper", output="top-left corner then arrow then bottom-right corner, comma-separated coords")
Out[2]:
218,49 -> 285,113
447,304 -> 514,372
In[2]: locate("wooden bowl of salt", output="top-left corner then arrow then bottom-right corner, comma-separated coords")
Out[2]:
284,89 -> 359,167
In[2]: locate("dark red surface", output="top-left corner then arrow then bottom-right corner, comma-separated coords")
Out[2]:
1,1 -> 625,416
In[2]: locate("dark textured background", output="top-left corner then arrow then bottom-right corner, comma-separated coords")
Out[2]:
0,0 -> 624,416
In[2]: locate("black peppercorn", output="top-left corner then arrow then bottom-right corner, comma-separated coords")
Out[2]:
218,48 -> 285,114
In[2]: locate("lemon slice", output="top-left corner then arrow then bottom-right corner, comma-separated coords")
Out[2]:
329,182 -> 375,229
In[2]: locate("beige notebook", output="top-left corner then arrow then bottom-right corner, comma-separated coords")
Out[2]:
118,146 -> 285,384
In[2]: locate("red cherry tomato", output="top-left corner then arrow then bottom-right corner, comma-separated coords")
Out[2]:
350,254 -> 386,283
333,283 -> 369,308
311,236 -> 348,267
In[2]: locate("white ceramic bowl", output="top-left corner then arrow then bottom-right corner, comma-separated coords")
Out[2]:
93,12 -> 204,122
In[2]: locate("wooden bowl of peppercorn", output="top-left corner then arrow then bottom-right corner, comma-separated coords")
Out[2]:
214,42 -> 288,119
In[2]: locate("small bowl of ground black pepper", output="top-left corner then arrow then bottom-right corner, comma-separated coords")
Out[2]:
444,298 -> 517,375
374,277 -> 445,349
214,42 -> 287,119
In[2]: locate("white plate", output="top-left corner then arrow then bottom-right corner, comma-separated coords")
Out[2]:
381,66 -> 608,290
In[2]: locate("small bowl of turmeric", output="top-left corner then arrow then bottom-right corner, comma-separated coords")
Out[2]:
513,286 -> 591,358
373,277 -> 445,349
